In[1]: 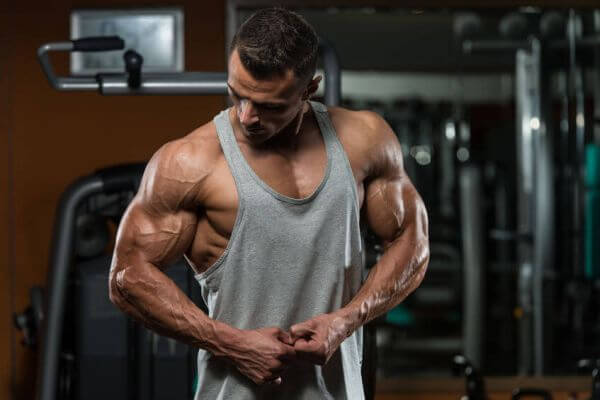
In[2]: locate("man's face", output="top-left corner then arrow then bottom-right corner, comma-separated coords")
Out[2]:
227,49 -> 308,144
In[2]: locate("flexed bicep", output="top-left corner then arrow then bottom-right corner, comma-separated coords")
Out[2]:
365,173 -> 428,247
112,140 -> 202,272
115,197 -> 197,270
361,112 -> 427,246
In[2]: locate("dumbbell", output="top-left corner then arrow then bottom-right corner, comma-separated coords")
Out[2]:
453,354 -> 487,400
578,359 -> 600,400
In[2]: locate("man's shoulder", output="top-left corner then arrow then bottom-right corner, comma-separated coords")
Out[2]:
139,119 -> 224,210
325,105 -> 402,179
156,120 -> 222,175
326,106 -> 391,144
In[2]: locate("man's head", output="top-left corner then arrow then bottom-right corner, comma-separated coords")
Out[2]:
227,7 -> 321,143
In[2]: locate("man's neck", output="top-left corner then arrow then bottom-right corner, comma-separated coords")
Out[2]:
266,102 -> 311,152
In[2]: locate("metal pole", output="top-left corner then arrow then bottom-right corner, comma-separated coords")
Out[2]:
99,72 -> 228,95
318,38 -> 341,106
531,38 -> 554,376
37,164 -> 145,400
38,36 -> 341,104
37,176 -> 104,400
515,42 -> 537,375
459,165 -> 485,369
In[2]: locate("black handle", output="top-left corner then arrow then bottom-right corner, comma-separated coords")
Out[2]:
96,163 -> 146,194
72,36 -> 125,52
124,50 -> 144,89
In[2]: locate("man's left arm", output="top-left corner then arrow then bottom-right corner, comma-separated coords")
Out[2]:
290,112 -> 430,365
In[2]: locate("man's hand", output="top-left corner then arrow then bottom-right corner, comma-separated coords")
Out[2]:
289,313 -> 352,366
222,326 -> 296,385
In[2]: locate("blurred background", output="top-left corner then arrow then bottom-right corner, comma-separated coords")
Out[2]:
2,1 -> 600,399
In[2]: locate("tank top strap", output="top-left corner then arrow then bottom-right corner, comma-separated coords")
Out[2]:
309,101 -> 346,162
212,108 -> 253,196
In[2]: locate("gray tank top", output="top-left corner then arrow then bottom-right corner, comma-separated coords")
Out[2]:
194,101 -> 365,400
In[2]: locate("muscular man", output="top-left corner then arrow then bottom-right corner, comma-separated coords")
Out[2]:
109,7 -> 429,399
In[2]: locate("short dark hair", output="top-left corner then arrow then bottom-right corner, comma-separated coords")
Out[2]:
230,7 -> 319,84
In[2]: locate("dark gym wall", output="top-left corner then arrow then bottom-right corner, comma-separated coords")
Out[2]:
0,1 -> 226,399
1,8 -> 14,400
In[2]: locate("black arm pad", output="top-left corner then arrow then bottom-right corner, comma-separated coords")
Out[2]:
72,36 -> 125,52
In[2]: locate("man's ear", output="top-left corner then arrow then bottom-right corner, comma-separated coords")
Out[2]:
302,75 -> 323,100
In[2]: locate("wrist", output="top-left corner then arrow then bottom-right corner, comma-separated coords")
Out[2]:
203,319 -> 242,358
332,305 -> 365,337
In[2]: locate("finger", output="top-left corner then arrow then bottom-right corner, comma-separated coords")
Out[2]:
294,339 -> 326,365
294,338 -> 319,354
276,330 -> 294,345
290,323 -> 314,340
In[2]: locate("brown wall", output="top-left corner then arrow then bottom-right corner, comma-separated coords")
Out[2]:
1,1 -> 226,399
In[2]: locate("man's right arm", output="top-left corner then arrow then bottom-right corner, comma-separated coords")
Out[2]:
108,139 -> 227,351
108,137 -> 295,384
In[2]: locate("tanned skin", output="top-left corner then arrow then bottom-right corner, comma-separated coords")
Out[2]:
109,49 -> 429,386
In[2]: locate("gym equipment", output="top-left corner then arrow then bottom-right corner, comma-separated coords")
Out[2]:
74,213 -> 109,259
585,145 -> 600,280
579,359 -> 600,400
453,354 -> 487,400
511,388 -> 553,400
461,8 -> 600,375
13,286 -> 44,348
74,254 -> 199,400
37,164 -> 144,400
38,35 -> 341,106
458,165 -> 485,369
28,163 -> 207,400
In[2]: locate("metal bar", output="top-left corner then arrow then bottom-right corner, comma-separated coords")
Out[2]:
37,175 -> 104,400
531,38 -> 553,376
569,11 -> 586,280
462,39 -> 529,54
515,46 -> 536,375
319,38 -> 341,106
99,72 -> 228,95
459,165 -> 485,369
37,42 -> 99,91
38,36 -> 341,104
37,164 -> 146,400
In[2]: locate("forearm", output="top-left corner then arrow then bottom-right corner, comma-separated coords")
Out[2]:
338,230 -> 429,332
109,260 -> 236,356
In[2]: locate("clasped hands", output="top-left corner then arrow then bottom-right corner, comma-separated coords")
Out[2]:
227,312 -> 353,385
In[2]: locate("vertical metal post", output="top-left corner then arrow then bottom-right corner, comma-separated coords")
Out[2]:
568,10 -> 586,279
459,165 -> 485,368
532,39 -> 554,376
515,37 -> 552,376
515,42 -> 537,375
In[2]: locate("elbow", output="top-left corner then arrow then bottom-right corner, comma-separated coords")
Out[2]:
409,238 -> 429,293
108,267 -> 129,310
108,275 -> 123,309
416,239 -> 430,286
